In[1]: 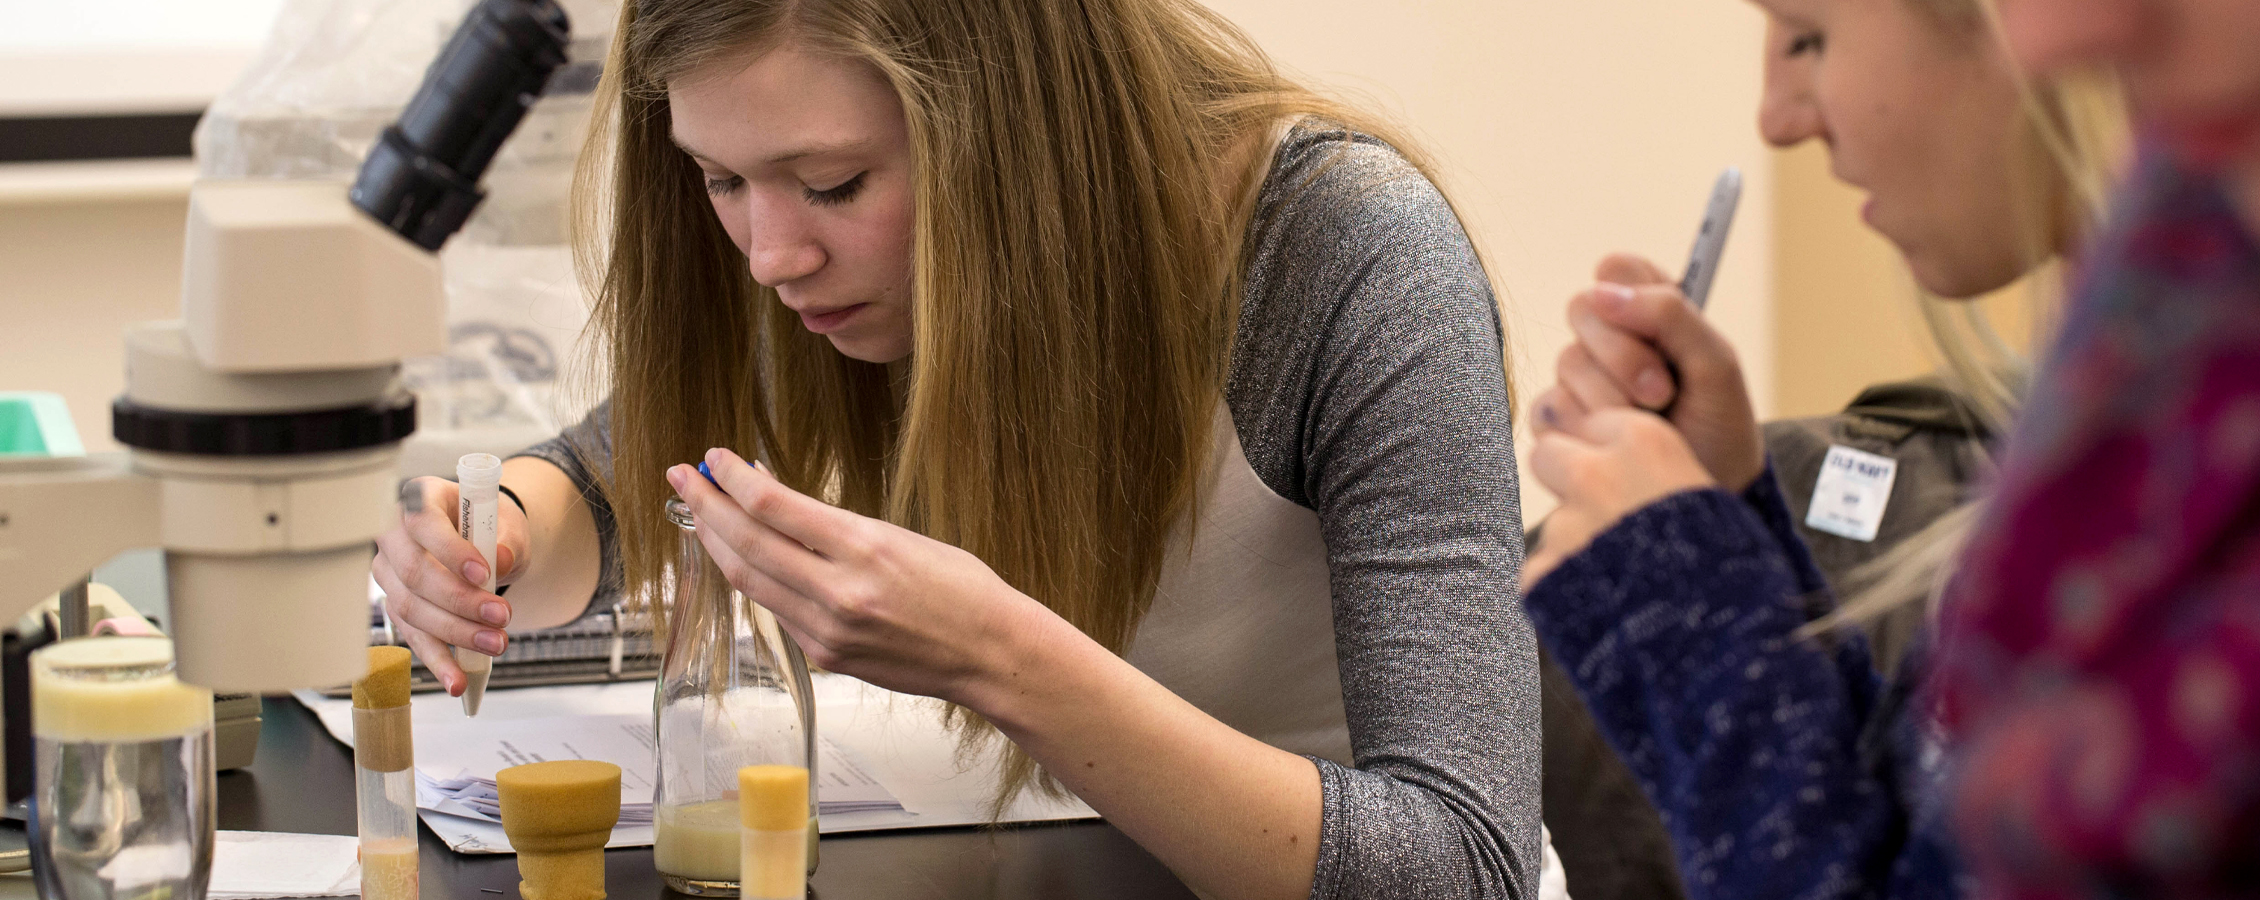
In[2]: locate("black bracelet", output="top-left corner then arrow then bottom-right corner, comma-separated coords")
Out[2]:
496,483 -> 526,519
494,484 -> 525,596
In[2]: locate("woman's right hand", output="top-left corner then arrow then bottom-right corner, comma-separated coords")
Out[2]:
1535,253 -> 1766,493
372,476 -> 529,695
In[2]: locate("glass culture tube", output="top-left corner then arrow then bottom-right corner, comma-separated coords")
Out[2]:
354,646 -> 419,899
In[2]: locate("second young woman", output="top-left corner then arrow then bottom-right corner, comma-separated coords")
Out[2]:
1519,0 -> 2124,898
372,1 -> 1547,898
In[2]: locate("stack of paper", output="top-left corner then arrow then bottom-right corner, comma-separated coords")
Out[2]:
291,674 -> 1097,855
408,712 -> 902,826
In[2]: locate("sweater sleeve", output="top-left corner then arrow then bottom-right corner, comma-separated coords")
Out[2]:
1523,478 -> 1924,900
1230,127 -> 1541,900
509,398 -> 621,620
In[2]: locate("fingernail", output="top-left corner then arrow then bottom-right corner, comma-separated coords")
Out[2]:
476,631 -> 506,654
1598,283 -> 1635,307
667,466 -> 688,490
481,601 -> 510,627
1637,368 -> 1675,406
462,560 -> 488,585
752,459 -> 768,474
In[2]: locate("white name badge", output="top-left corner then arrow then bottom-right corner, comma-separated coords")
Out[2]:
1805,444 -> 1899,542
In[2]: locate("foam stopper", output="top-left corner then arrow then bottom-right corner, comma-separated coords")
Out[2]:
353,646 -> 413,710
738,765 -> 809,832
499,760 -> 622,900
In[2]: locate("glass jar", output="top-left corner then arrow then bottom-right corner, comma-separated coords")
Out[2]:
29,636 -> 216,900
653,498 -> 818,896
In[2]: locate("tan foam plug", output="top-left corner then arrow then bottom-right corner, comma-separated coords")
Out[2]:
351,646 -> 414,773
739,765 -> 811,900
498,759 -> 622,900
352,646 -> 413,710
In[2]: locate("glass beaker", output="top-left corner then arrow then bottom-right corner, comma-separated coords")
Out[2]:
653,498 -> 818,896
29,636 -> 216,900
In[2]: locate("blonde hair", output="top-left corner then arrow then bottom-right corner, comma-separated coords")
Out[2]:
573,0 -> 1466,808
1812,1 -> 2129,631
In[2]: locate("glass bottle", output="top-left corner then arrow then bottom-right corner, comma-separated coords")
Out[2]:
29,636 -> 216,900
653,498 -> 818,896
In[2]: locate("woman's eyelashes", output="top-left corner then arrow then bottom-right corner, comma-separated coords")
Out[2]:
700,171 -> 867,207
803,172 -> 867,207
1786,31 -> 1825,58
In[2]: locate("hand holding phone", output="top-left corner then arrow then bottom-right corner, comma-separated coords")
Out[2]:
1678,167 -> 1743,311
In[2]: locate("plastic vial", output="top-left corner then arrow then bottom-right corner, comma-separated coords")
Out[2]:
739,765 -> 810,900
455,452 -> 503,715
653,498 -> 818,896
354,647 -> 420,900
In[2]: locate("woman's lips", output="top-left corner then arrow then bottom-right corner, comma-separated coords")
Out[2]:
798,303 -> 867,334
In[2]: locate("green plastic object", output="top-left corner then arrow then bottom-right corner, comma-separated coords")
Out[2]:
0,392 -> 85,457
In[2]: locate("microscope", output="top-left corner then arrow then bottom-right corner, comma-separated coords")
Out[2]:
0,0 -> 571,770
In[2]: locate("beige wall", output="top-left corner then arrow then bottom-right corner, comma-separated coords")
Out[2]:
1771,142 -> 1931,418
0,162 -> 195,453
1203,0 -> 1775,517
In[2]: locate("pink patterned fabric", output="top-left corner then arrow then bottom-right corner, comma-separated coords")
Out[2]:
1938,150 -> 2260,899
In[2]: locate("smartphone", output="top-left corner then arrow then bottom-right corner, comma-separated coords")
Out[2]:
1678,167 -> 1743,311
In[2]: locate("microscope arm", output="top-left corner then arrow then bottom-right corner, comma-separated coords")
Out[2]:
0,455 -> 159,627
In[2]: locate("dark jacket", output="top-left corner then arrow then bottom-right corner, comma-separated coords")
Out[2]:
1538,378 -> 1990,900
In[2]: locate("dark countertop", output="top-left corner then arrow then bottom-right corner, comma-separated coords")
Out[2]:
225,697 -> 1197,900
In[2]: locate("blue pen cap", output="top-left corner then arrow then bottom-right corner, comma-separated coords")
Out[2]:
697,461 -> 719,485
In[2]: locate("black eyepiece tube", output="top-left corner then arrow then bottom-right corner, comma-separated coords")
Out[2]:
351,0 -> 570,251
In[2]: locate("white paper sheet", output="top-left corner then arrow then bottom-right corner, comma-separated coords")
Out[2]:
208,831 -> 360,899
409,720 -> 903,823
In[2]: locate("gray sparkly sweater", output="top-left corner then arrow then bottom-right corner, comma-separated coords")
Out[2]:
521,124 -> 1541,900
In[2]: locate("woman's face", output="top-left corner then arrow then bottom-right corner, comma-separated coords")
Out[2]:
1996,0 -> 2260,163
1752,0 -> 2035,298
670,44 -> 918,364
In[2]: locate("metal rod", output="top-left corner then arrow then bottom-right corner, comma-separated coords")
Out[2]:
58,574 -> 91,639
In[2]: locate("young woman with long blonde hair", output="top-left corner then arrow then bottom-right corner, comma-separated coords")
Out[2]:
1515,0 -> 2126,898
372,1 -> 1547,897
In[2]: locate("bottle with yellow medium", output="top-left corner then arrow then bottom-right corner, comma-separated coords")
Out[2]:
653,496 -> 818,895
353,646 -> 419,900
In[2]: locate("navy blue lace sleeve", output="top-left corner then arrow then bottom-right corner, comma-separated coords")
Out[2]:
1522,469 -> 1950,900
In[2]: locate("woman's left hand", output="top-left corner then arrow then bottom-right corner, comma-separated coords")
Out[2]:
666,448 -> 1064,705
1523,405 -> 1718,588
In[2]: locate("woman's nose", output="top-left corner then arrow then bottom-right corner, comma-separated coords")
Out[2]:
1758,27 -> 1825,149
1758,88 -> 1826,149
744,217 -> 827,287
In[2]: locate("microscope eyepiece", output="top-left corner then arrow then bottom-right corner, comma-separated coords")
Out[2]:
351,0 -> 571,251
